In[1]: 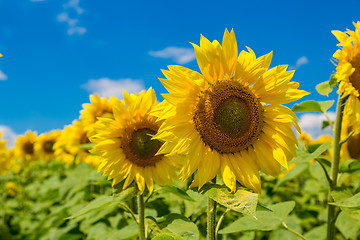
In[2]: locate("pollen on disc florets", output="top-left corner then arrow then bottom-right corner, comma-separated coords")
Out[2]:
122,119 -> 163,167
350,53 -> 360,96
193,80 -> 263,153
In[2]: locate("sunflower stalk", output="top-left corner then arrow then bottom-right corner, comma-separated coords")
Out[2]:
326,94 -> 346,240
207,177 -> 217,240
137,194 -> 146,240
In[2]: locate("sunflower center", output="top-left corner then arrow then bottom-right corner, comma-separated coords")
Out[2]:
43,140 -> 55,153
23,142 -> 34,155
350,53 -> 360,94
193,80 -> 263,153
214,97 -> 251,137
122,120 -> 163,167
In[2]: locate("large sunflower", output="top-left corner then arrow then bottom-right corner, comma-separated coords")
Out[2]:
80,94 -> 114,137
90,88 -> 179,194
153,29 -> 308,193
332,21 -> 360,133
14,131 -> 38,165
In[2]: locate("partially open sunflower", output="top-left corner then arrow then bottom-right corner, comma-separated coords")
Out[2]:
332,21 -> 360,133
153,29 -> 308,193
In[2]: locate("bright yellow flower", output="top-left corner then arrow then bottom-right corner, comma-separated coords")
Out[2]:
0,133 -> 10,175
332,21 -> 360,133
54,121 -> 98,166
80,94 -> 114,137
153,29 -> 308,193
90,88 -> 179,194
0,53 -> 2,57
341,113 -> 360,161
14,131 -> 37,165
34,130 -> 61,162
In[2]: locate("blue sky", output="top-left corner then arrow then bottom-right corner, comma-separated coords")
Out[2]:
1,0 -> 360,146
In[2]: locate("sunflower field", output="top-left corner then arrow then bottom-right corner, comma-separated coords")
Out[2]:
1,24 -> 360,240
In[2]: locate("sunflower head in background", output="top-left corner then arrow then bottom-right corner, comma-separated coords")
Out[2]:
15,131 -> 38,165
54,120 -> 98,167
90,88 -> 179,194
35,130 -> 61,162
341,113 -> 360,161
0,132 -> 10,175
332,21 -> 360,133
80,94 -> 114,138
153,29 -> 308,193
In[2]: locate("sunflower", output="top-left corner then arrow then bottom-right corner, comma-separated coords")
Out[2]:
0,132 -> 10,175
332,21 -> 360,133
34,130 -> 61,162
14,131 -> 37,165
54,120 -> 99,167
54,125 -> 76,164
90,88 -> 179,194
153,29 -> 308,193
341,113 -> 360,161
80,94 -> 114,137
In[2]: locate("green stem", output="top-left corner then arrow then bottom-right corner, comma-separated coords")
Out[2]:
215,208 -> 230,236
326,95 -> 346,240
118,202 -> 138,224
207,178 -> 217,240
282,222 -> 307,240
138,194 -> 146,240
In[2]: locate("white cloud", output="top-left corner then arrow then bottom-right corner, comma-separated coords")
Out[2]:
0,70 -> 7,81
299,111 -> 336,138
63,0 -> 84,14
0,125 -> 17,148
149,47 -> 195,64
290,56 -> 309,70
57,0 -> 86,36
82,78 -> 145,99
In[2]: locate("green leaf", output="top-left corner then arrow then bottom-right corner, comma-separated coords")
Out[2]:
303,224 -> 327,240
274,163 -> 309,190
292,100 -> 334,113
194,183 -> 258,217
335,211 -> 360,239
156,214 -> 199,240
321,120 -> 330,129
159,185 -> 195,202
219,201 -> 295,234
330,191 -> 360,209
315,75 -> 337,96
66,196 -> 114,219
78,143 -> 94,150
152,233 -> 181,240
291,142 -> 332,163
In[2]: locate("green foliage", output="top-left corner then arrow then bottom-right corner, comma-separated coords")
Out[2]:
1,138 -> 359,240
315,75 -> 337,96
194,183 -> 258,217
292,100 -> 334,113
